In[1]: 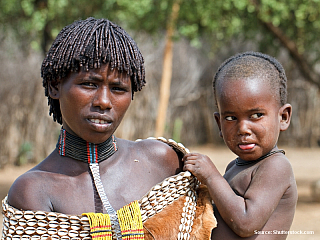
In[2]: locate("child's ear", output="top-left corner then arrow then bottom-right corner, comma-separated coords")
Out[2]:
214,112 -> 223,138
48,81 -> 61,99
279,103 -> 292,131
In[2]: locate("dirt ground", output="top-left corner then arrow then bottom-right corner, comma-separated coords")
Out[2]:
0,146 -> 319,239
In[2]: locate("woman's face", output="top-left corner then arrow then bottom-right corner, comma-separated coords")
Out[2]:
52,64 -> 132,143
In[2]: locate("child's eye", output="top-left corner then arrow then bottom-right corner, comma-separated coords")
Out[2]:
251,113 -> 263,119
225,116 -> 236,121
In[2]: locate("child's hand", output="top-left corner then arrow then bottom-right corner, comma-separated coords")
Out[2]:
182,153 -> 217,185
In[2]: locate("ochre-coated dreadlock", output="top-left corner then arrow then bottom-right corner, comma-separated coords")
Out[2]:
41,17 -> 145,124
213,51 -> 288,107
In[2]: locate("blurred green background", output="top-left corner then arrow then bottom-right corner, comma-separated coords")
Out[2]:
1,0 -> 320,167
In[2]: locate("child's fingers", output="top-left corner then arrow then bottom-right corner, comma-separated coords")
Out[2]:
186,156 -> 199,161
184,159 -> 197,166
182,153 -> 200,161
183,158 -> 201,172
183,162 -> 196,172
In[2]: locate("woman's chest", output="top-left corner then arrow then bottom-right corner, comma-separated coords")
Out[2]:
49,158 -> 175,213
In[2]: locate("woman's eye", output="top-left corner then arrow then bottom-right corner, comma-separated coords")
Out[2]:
81,82 -> 96,87
113,87 -> 124,91
251,113 -> 263,119
225,116 -> 236,121
112,87 -> 128,92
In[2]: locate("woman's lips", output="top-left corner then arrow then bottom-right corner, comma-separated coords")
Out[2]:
238,143 -> 255,150
87,118 -> 113,132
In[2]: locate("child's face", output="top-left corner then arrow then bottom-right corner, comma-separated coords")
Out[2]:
50,64 -> 132,143
214,77 -> 290,161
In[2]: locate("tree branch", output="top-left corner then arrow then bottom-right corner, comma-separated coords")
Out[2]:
261,21 -> 320,88
251,0 -> 320,89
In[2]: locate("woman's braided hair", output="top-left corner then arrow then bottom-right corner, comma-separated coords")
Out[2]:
41,17 -> 145,124
213,51 -> 287,107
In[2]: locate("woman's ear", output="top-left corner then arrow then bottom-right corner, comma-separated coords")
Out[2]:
279,103 -> 292,131
48,81 -> 60,99
214,112 -> 223,138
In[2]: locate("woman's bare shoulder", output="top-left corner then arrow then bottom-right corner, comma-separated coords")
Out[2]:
122,138 -> 183,171
122,137 -> 182,158
7,151 -> 60,211
7,167 -> 52,210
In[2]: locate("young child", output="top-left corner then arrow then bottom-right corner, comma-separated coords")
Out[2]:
183,52 -> 298,239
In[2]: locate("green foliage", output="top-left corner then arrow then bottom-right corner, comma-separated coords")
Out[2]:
0,0 -> 173,52
256,0 -> 320,53
0,0 -> 320,61
172,118 -> 183,143
16,142 -> 33,166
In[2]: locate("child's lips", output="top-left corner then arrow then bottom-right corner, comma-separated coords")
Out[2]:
238,143 -> 256,150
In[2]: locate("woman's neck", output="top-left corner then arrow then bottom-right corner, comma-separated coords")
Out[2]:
56,128 -> 118,164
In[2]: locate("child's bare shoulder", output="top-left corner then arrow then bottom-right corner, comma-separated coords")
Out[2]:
251,153 -> 297,196
255,153 -> 294,178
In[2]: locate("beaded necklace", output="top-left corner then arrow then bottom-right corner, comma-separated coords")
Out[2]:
56,128 -> 123,239
56,128 -> 118,163
235,149 -> 285,166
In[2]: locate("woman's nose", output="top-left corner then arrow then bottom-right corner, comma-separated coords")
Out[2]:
93,87 -> 112,110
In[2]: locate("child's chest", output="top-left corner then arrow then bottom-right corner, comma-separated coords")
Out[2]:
223,164 -> 260,196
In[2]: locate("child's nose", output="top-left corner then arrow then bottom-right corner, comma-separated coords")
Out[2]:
237,120 -> 252,136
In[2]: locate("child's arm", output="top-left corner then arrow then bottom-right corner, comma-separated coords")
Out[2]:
183,152 -> 294,237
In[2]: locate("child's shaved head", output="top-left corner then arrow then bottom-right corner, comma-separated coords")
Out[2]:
213,52 -> 287,107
